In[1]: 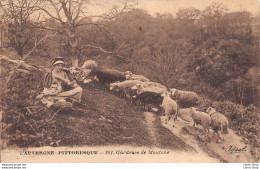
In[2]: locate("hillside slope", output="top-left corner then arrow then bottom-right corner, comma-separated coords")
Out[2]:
0,56 -> 192,151
28,82 -> 194,151
1,56 -> 258,163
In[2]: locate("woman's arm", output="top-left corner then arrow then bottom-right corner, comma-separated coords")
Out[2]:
52,70 -> 71,84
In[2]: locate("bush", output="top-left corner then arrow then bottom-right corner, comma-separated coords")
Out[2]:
1,56 -> 60,148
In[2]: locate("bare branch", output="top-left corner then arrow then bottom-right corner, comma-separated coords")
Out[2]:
59,0 -> 76,23
4,33 -> 57,90
85,44 -> 132,63
72,1 -> 83,23
36,6 -> 62,22
49,0 -> 63,22
78,11 -> 114,42
30,20 -> 62,33
19,113 -> 39,136
68,0 -> 72,14
40,25 -> 61,32
101,1 -> 137,20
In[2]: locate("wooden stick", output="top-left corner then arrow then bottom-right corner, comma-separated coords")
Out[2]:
26,107 -> 33,115
4,33 -> 57,90
48,108 -> 61,122
19,113 -> 39,136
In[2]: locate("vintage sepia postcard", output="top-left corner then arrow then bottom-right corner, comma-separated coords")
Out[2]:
0,0 -> 259,164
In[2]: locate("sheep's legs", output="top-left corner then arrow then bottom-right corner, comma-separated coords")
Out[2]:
160,108 -> 165,116
165,113 -> 172,124
221,133 -> 224,141
164,116 -> 169,124
174,109 -> 179,121
147,104 -> 152,112
173,111 -> 178,121
215,131 -> 222,143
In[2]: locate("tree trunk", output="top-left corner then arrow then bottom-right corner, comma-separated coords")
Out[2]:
1,28 -> 2,48
66,27 -> 79,67
71,54 -> 78,67
70,44 -> 79,67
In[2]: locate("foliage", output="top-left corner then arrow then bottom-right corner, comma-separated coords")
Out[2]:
1,2 -> 259,161
101,7 -> 258,107
1,58 -> 47,147
1,3 -> 258,107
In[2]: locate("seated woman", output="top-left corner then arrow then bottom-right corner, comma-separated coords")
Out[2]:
37,57 -> 82,107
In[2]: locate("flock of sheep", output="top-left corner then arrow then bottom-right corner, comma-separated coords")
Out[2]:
72,60 -> 230,143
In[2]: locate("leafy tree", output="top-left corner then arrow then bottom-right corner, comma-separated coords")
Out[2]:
201,2 -> 228,34
176,8 -> 201,20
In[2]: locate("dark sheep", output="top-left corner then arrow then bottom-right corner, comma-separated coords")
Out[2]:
133,91 -> 164,112
88,69 -> 126,84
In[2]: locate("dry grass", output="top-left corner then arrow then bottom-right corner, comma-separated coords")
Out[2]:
44,82 -> 154,147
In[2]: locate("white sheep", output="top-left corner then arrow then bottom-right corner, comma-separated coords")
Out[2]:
82,60 -> 98,70
190,107 -> 212,133
110,80 -> 143,99
140,86 -> 167,95
123,71 -> 133,76
126,74 -> 150,82
170,88 -> 199,108
132,83 -> 167,95
143,82 -> 167,90
110,80 -> 142,91
160,92 -> 178,126
132,82 -> 167,91
178,108 -> 194,123
207,107 -> 229,142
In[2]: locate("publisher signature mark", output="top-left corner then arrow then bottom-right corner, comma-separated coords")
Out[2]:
225,145 -> 247,154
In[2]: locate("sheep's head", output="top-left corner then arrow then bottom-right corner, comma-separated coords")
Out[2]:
93,76 -> 99,82
206,107 -> 216,115
125,71 -> 132,76
82,61 -> 89,69
161,91 -> 170,98
82,60 -> 98,69
170,88 -> 177,97
190,107 -> 196,116
109,83 -> 116,90
126,74 -> 131,79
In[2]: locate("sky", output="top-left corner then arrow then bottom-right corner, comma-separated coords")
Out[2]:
137,0 -> 260,16
2,0 -> 259,22
85,0 -> 260,18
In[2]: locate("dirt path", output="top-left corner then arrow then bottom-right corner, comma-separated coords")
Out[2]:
159,116 -> 217,160
160,115 -> 257,163
206,129 -> 255,163
144,112 -> 159,146
143,111 -> 199,152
